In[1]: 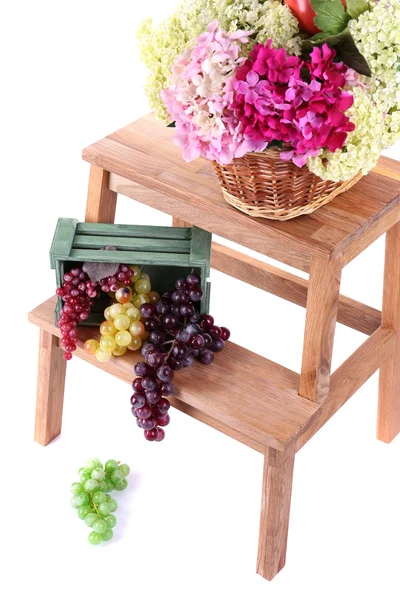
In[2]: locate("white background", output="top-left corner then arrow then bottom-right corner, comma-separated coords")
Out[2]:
1,1 -> 400,599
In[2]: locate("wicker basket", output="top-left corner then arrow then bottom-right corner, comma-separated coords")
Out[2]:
213,148 -> 362,221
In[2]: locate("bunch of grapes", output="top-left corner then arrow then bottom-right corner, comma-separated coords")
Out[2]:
83,268 -> 160,363
57,263 -> 160,362
131,271 -> 230,442
70,457 -> 130,545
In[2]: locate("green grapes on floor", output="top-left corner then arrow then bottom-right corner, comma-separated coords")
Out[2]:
70,457 -> 130,545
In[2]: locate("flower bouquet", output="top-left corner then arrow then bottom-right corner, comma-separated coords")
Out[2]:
138,0 -> 400,219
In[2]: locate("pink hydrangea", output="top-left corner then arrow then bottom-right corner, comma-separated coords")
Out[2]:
230,42 -> 356,167
161,21 -> 267,164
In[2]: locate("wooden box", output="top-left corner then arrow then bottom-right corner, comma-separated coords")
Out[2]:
50,218 -> 211,325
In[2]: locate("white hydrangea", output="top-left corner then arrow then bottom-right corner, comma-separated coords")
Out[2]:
138,0 -> 301,120
307,87 -> 387,182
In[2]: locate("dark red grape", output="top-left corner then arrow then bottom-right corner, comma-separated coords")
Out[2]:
202,333 -> 213,348
149,330 -> 166,345
182,355 -> 194,368
186,272 -> 200,287
147,351 -> 165,369
161,382 -> 175,396
130,393 -> 146,408
190,311 -> 200,323
189,288 -> 203,302
144,428 -> 158,441
132,378 -> 144,392
144,317 -> 159,331
157,398 -> 171,414
141,376 -> 158,391
175,278 -> 188,291
134,362 -> 151,377
172,344 -> 188,358
141,417 -> 157,431
137,405 -> 152,419
180,303 -> 195,317
157,414 -> 170,427
211,339 -> 224,352
199,314 -> 214,329
220,327 -> 231,341
163,314 -> 179,329
209,325 -> 222,339
157,365 -> 173,382
140,303 -> 156,318
198,349 -> 214,365
170,305 -> 181,317
190,334 -> 205,349
176,328 -> 191,343
145,390 -> 162,405
155,427 -> 165,442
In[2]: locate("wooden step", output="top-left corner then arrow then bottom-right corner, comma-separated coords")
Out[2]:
29,297 -> 320,452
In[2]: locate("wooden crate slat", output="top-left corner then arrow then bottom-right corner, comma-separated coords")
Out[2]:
69,248 -> 196,266
76,222 -> 192,240
50,218 -> 78,267
73,234 -> 191,253
191,226 -> 212,278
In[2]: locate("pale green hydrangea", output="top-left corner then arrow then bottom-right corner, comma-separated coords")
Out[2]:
307,87 -> 387,182
138,0 -> 301,120
309,0 -> 400,180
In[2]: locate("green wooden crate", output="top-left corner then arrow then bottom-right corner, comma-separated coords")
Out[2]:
50,218 -> 212,326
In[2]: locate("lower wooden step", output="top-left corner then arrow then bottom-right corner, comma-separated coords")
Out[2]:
29,297 -> 320,452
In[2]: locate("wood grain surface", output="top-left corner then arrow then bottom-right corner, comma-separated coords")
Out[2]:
82,114 -> 400,272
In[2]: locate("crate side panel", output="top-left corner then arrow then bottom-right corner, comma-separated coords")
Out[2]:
73,235 -> 191,254
69,249 -> 193,266
50,218 -> 78,268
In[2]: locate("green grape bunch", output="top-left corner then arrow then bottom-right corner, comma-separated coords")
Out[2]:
70,457 -> 130,545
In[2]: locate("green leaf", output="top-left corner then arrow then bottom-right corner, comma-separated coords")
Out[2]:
301,29 -> 372,77
268,140 -> 283,150
167,121 -> 176,128
346,0 -> 368,20
310,0 -> 350,34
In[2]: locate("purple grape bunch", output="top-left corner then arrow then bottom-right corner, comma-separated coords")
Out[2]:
130,271 -> 230,441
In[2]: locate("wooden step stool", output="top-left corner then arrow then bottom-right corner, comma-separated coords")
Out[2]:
29,114 -> 400,580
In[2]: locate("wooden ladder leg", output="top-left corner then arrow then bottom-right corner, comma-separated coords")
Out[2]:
300,256 -> 342,403
378,221 -> 400,443
34,329 -> 67,445
85,164 -> 117,223
257,445 -> 295,580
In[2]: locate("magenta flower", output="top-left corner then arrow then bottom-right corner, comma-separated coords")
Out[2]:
230,42 -> 356,167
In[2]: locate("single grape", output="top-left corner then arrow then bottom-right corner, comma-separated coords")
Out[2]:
70,496 -> 79,509
84,513 -> 98,527
133,293 -> 150,308
157,365 -> 173,382
105,515 -> 117,528
144,429 -> 158,441
147,291 -> 160,305
140,303 -> 156,318
189,288 -> 203,302
71,482 -> 84,495
157,414 -> 170,427
142,376 -> 157,391
175,277 -> 187,291
209,325 -> 222,339
88,531 -> 102,545
105,459 -> 119,473
85,460 -> 98,473
98,502 -> 112,516
147,351 -> 165,369
84,339 -> 99,355
157,398 -> 171,413
93,519 -> 108,534
149,330 -> 166,345
108,499 -> 118,512
125,306 -> 141,321
127,336 -> 142,351
109,303 -> 125,319
91,468 -> 106,481
202,333 -> 213,348
129,321 -> 145,337
155,427 -> 165,442
186,272 -> 201,287
135,278 -> 151,295
180,303 -> 195,317
110,470 -> 124,484
92,491 -> 107,504
172,344 -> 188,358
161,382 -> 175,396
98,480 -> 108,492
130,392 -> 146,408
84,479 -> 99,492
118,464 -> 130,477
176,328 -> 191,343
112,345 -> 127,357
100,335 -> 117,353
136,405 -> 152,419
141,417 -> 157,430
77,505 -> 93,519
211,339 -> 224,352
115,287 -> 133,304
182,355 -> 194,368
114,313 -> 131,331
115,330 -> 132,347
132,378 -> 144,392
163,314 -> 179,329
101,529 -> 114,542
156,299 -> 170,315
80,472 -> 90,485
95,348 -> 112,363
145,389 -> 161,405
74,492 -> 90,507
198,349 -> 214,365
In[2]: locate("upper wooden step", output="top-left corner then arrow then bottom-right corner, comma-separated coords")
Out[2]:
29,296 -> 320,452
82,114 -> 400,272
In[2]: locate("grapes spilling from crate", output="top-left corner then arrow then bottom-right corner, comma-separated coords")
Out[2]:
56,264 -> 159,361
131,272 -> 230,442
70,457 -> 130,545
